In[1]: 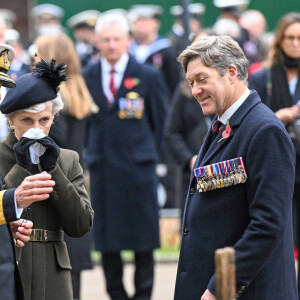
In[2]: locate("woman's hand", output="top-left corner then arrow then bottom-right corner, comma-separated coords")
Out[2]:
10,219 -> 33,247
38,136 -> 60,172
13,137 -> 36,170
275,105 -> 300,123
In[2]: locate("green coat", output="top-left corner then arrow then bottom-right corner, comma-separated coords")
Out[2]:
0,131 -> 94,300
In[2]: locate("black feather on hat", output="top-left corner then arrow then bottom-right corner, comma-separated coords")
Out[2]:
0,58 -> 68,114
34,58 -> 68,92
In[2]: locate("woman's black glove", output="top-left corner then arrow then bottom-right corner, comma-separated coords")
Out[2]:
13,137 -> 37,171
38,136 -> 60,172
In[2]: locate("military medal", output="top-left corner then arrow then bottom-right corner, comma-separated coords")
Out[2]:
118,92 -> 144,119
194,157 -> 247,192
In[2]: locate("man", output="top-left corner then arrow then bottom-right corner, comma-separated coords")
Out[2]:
213,0 -> 250,50
0,44 -> 56,300
67,10 -> 101,67
83,12 -> 168,300
129,4 -> 180,99
31,3 -> 64,37
174,35 -> 298,299
169,3 -> 206,53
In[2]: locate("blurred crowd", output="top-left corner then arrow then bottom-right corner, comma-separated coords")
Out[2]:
0,1 -> 300,300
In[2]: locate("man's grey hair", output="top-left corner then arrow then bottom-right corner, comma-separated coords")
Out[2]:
177,35 -> 249,82
95,12 -> 130,36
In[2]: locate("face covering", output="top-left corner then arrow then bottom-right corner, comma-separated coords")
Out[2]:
22,128 -> 47,164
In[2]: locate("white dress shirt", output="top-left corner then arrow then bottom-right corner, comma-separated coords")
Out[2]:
101,53 -> 129,104
219,88 -> 250,124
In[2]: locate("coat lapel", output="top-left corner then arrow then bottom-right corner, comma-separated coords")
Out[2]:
90,62 -> 106,108
200,91 -> 261,167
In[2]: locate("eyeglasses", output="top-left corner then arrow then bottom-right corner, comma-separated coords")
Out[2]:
284,35 -> 300,43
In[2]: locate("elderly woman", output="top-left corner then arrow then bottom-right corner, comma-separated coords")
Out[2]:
0,58 -> 94,300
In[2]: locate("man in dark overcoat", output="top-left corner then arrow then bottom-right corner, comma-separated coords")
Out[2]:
174,35 -> 298,300
83,12 -> 168,300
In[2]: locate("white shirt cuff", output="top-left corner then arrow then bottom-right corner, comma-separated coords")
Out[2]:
14,190 -> 23,219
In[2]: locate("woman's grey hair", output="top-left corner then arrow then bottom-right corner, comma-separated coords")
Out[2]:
95,12 -> 130,36
177,35 -> 249,82
6,93 -> 64,119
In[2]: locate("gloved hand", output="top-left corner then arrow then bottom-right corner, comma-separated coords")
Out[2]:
38,136 -> 60,172
13,137 -> 37,171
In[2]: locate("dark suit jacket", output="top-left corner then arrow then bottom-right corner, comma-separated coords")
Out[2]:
83,56 -> 168,252
174,91 -> 298,299
0,180 -> 24,300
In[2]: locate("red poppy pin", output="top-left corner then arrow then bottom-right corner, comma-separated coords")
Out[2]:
124,77 -> 140,89
218,119 -> 231,143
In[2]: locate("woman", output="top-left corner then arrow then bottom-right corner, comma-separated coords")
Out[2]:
249,11 -> 300,293
0,58 -> 94,300
33,33 -> 97,300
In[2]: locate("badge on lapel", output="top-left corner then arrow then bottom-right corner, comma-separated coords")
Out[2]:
194,157 -> 247,192
118,91 -> 144,120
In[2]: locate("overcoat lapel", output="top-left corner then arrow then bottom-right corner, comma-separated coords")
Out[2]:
90,63 -> 104,107
199,91 -> 261,167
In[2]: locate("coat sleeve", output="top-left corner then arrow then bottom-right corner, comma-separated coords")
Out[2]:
207,122 -> 296,297
0,187 -> 18,225
146,68 -> 169,153
248,69 -> 269,105
49,151 -> 94,238
164,83 -> 194,168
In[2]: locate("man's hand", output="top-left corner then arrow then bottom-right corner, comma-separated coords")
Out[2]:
10,219 -> 33,247
15,172 -> 55,208
201,289 -> 217,300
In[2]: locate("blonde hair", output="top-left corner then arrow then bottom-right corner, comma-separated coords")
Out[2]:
34,33 -> 97,119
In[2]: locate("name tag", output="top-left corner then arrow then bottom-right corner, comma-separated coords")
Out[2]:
194,157 -> 247,192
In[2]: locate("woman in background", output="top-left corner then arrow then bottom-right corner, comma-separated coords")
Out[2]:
249,12 -> 300,294
34,33 -> 97,300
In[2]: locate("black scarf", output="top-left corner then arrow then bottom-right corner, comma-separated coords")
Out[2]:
270,52 -> 300,112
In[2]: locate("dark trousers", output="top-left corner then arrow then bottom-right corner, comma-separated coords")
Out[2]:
101,251 -> 154,300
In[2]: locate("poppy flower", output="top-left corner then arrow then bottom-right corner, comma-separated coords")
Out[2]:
124,77 -> 140,89
218,119 -> 231,143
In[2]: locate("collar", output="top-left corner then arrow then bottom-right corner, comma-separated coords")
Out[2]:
219,88 -> 250,124
101,53 -> 129,74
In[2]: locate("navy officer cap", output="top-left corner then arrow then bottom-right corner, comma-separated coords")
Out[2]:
0,58 -> 67,114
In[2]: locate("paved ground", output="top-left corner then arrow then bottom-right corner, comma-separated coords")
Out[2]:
81,262 -> 178,300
